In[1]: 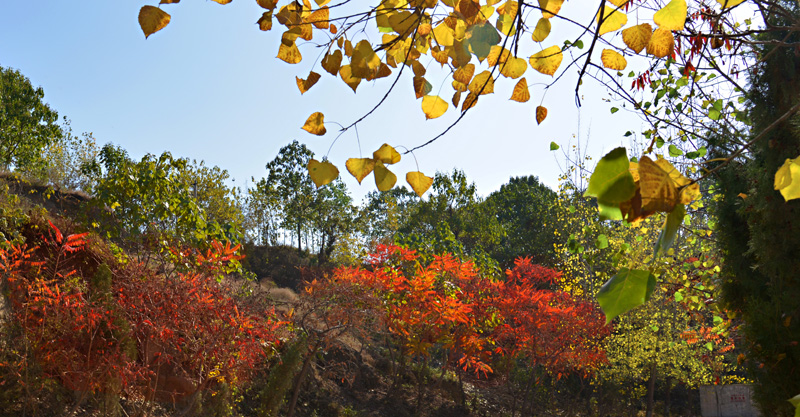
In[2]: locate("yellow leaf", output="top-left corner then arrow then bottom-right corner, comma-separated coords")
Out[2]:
601,49 -> 627,70
422,95 -> 449,119
373,144 -> 401,165
414,76 -> 432,99
538,0 -> 564,18
468,71 -> 495,95
532,18 -> 551,42
607,0 -> 630,6
160,0 -> 181,3
351,40 -> 381,78
256,0 -> 278,9
301,112 -> 326,136
536,106 -> 547,124
622,23 -> 652,54
638,156 -> 679,212
452,90 -> 462,107
774,156 -> 800,201
278,42 -> 302,64
257,11 -> 273,31
453,63 -> 476,85
406,171 -> 433,197
647,28 -> 675,58
346,158 -> 375,184
629,161 -> 640,182
654,158 -> 699,204
510,78 -> 530,102
529,46 -> 563,76
487,45 -> 511,66
321,50 -> 343,75
596,5 -> 627,36
374,162 -> 397,191
308,159 -> 339,188
715,0 -> 746,8
138,6 -> 171,39
432,46 -> 450,66
654,0 -> 687,31
412,60 -> 426,77
308,6 -> 329,29
433,23 -> 455,47
500,57 -> 527,79
296,71 -> 321,94
462,92 -> 479,112
339,65 -> 361,92
210,0 -> 232,4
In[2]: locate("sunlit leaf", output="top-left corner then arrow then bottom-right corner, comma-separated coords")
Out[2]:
296,71 -> 321,94
585,147 -> 636,206
414,76 -> 433,99
278,41 -> 303,64
774,156 -> 800,201
654,157 -> 700,204
462,92 -> 479,112
256,0 -> 278,9
257,11 -> 273,31
433,23 -> 455,46
654,0 -> 687,31
374,162 -> 397,191
500,57 -> 528,79
422,95 -> 449,119
346,158 -> 375,184
307,159 -> 339,188
536,106 -> 548,124
601,49 -> 627,70
301,112 -> 326,135
210,0 -> 233,4
139,6 -> 171,39
597,268 -> 656,322
373,144 -> 401,165
715,0 -> 746,8
538,0 -> 564,18
654,203 -> 685,255
453,63 -> 476,85
510,78 -> 530,102
532,18 -> 551,42
339,65 -> 361,92
351,40 -> 381,78
622,24 -> 652,54
321,49 -> 343,75
550,142 -> 560,151
487,45 -> 511,66
529,46 -> 563,76
406,171 -> 433,197
596,5 -> 627,36
468,71 -> 495,95
638,156 -> 679,212
647,28 -> 675,58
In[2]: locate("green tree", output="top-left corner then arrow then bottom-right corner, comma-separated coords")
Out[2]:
18,119 -> 99,191
0,66 -> 61,172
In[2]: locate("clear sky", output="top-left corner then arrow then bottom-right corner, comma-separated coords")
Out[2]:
1,1 -> 645,202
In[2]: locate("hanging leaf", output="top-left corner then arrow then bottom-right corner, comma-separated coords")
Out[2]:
601,49 -> 627,70
139,6 -> 171,39
653,0 -> 687,31
406,171 -> 433,197
532,18 -> 551,42
715,0 -> 746,8
308,6 -> 330,29
550,142 -> 560,151
647,28 -> 675,58
339,65 -> 361,92
654,203 -> 685,255
774,156 -> 800,201
296,71 -> 321,94
277,41 -> 303,64
301,112 -> 327,135
529,46 -> 563,76
536,106 -> 548,124
462,92 -> 479,112
597,268 -> 657,322
414,76 -> 433,99
596,6 -> 627,36
346,158 -> 375,184
585,147 -> 637,213
454,63 -> 476,85
500,57 -> 528,79
374,162 -> 397,191
321,50 -> 343,75
373,144 -> 401,165
510,78 -> 530,102
623,24 -> 653,54
538,0 -> 565,18
468,71 -> 495,95
307,159 -> 339,188
638,156 -> 680,212
257,11 -> 273,31
421,95 -> 449,119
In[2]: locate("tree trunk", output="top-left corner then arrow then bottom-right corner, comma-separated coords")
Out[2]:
296,223 -> 301,253
665,376 -> 672,417
286,343 -> 317,417
646,362 -> 657,417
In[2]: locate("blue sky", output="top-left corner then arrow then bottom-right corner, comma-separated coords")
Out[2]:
1,1 -> 643,201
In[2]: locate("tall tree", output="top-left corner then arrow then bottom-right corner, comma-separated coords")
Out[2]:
0,66 -> 61,172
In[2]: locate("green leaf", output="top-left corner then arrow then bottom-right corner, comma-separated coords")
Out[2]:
597,268 -> 657,322
610,107 -> 619,114
656,137 -> 665,148
574,39 -> 584,49
713,315 -> 723,324
705,341 -> 713,351
466,22 -> 501,61
550,141 -> 560,151
654,203 -> 685,255
787,393 -> 800,417
685,146 -> 707,159
668,144 -> 684,157
585,147 -> 636,209
595,233 -> 609,249
708,107 -> 721,120
674,291 -> 684,302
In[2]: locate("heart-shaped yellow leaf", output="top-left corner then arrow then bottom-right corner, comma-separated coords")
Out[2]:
623,23 -> 653,54
346,158 -> 375,184
774,156 -> 800,201
647,28 -> 675,58
422,95 -> 449,119
529,46 -> 563,76
308,159 -> 339,188
653,158 -> 700,204
309,6 -> 329,29
468,71 -> 495,95
321,50 -> 343,75
639,156 -> 679,212
339,65 -> 361,92
302,112 -> 326,136
536,106 -> 548,124
715,0 -> 746,8
510,78 -> 530,102
532,18 -> 551,42
487,46 -> 511,66
601,49 -> 628,70
374,162 -> 397,191
296,71 -> 321,94
654,0 -> 687,31
278,41 -> 302,64
406,171 -> 433,197
454,63 -> 476,85
596,6 -> 627,36
462,92 -> 479,112
373,144 -> 401,165
139,6 -> 171,39
500,57 -> 528,79
538,0 -> 564,18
